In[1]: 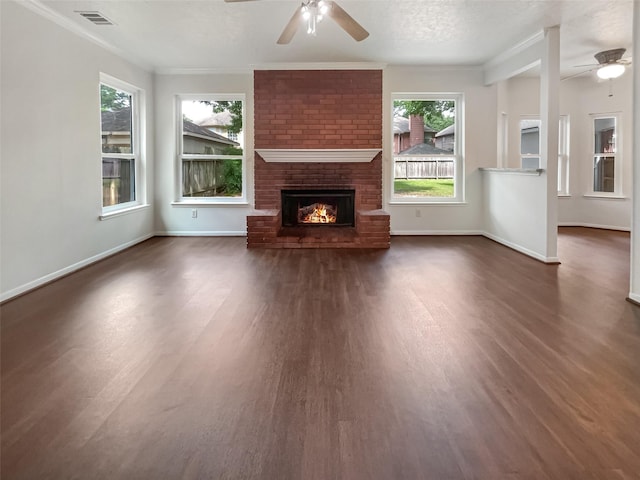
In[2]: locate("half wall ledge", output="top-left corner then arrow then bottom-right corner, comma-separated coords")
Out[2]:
480,167 -> 544,175
255,149 -> 382,163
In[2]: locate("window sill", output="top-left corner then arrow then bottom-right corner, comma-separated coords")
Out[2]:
99,204 -> 150,221
388,200 -> 467,206
583,194 -> 628,200
171,200 -> 250,207
479,167 -> 544,176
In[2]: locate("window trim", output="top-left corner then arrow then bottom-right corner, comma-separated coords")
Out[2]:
99,73 -> 145,214
517,114 -> 570,196
518,115 -> 541,169
389,92 -> 464,204
176,94 -> 247,204
558,115 -> 570,196
589,112 -> 621,196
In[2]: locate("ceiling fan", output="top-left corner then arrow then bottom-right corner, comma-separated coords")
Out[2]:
224,0 -> 369,44
563,48 -> 632,82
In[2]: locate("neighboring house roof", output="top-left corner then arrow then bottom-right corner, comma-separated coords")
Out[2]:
393,116 -> 437,135
196,110 -> 234,128
101,108 -> 131,132
183,119 -> 239,146
101,107 -> 238,146
436,124 -> 455,137
393,116 -> 409,134
398,143 -> 449,155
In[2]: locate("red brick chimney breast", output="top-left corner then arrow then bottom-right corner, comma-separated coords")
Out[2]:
249,69 -> 389,248
254,70 -> 382,149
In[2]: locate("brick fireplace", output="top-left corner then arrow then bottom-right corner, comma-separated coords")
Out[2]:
247,69 -> 390,248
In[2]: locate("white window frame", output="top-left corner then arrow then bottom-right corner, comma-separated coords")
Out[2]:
390,93 -> 464,204
589,113 -> 621,196
518,114 -> 570,196
519,115 -> 541,170
558,115 -> 570,196
100,73 -> 145,215
177,94 -> 246,204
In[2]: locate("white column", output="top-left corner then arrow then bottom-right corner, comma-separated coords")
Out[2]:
629,2 -> 640,302
496,81 -> 508,168
540,26 -> 560,261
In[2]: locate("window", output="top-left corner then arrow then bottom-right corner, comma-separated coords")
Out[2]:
591,114 -> 620,194
178,96 -> 245,201
558,116 -> 570,195
391,94 -> 463,202
519,118 -> 541,169
518,115 -> 570,195
100,75 -> 142,210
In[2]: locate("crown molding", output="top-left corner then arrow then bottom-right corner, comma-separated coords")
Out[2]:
155,66 -> 254,75
251,62 -> 387,71
19,0 -> 152,72
387,64 -> 482,72
157,63 -> 387,75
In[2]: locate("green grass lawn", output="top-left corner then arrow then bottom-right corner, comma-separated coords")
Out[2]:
394,179 -> 454,197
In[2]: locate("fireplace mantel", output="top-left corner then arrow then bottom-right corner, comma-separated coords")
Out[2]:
255,148 -> 381,163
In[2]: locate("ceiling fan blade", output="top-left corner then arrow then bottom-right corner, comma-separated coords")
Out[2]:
277,6 -> 303,45
573,63 -> 598,68
327,1 -> 369,42
561,68 -> 595,82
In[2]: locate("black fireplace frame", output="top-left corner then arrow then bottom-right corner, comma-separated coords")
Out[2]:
281,189 -> 355,227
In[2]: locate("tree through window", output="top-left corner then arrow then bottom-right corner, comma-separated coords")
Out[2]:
392,95 -> 462,202
100,80 -> 138,208
179,98 -> 245,199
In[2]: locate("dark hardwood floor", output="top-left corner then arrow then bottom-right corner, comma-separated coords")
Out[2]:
2,228 -> 640,479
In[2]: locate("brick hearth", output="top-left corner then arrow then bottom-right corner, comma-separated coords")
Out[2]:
248,69 -> 390,249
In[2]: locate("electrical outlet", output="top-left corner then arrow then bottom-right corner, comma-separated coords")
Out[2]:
415,209 -> 421,218
191,209 -> 198,219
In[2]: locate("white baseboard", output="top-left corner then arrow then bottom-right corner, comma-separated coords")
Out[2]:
391,230 -> 483,236
1,233 -> 154,303
155,230 -> 247,236
482,232 -> 560,264
10,225 -> 611,302
627,292 -> 640,305
558,222 -> 630,232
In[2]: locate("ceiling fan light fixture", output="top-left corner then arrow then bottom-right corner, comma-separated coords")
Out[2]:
597,63 -> 625,80
302,0 -> 329,36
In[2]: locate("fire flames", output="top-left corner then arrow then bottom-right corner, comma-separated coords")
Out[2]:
300,203 -> 337,224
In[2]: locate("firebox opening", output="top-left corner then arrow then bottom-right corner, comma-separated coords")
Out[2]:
281,189 -> 355,227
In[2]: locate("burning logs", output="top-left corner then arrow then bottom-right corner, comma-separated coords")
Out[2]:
298,203 -> 337,224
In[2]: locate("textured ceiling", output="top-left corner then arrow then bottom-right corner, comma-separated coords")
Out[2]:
32,0 -> 634,75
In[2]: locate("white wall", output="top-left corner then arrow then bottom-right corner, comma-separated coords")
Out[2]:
3,0 -> 630,302
0,1 -> 155,301
156,66 -> 496,236
384,67 -> 497,234
504,77 -> 540,166
505,75 -> 633,231
482,171 -> 551,261
154,74 -> 254,235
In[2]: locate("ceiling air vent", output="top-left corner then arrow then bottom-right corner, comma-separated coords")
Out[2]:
75,11 -> 114,26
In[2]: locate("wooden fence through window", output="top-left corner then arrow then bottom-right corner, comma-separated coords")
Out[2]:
394,157 -> 455,180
